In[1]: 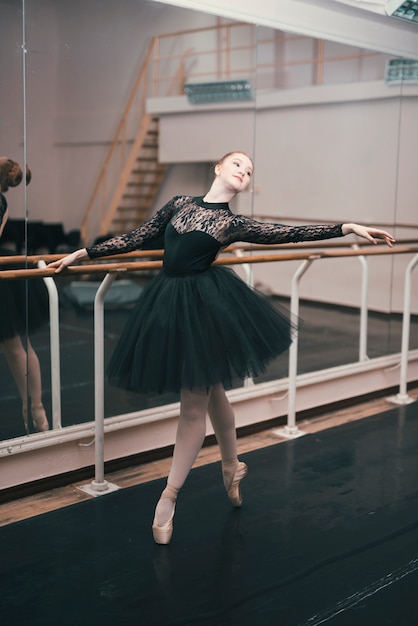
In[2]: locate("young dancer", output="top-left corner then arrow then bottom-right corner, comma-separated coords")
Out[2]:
0,158 -> 49,433
50,151 -> 395,543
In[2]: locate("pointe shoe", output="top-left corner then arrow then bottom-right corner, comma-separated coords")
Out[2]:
31,404 -> 49,432
152,504 -> 176,545
224,461 -> 248,507
152,485 -> 178,545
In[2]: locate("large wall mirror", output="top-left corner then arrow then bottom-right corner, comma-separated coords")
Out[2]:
0,0 -> 416,446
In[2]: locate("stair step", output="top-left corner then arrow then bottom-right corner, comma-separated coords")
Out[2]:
131,168 -> 165,174
97,114 -> 166,235
123,191 -> 155,197
126,182 -> 161,189
117,206 -> 151,211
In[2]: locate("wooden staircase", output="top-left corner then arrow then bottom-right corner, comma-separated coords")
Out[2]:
80,37 -> 183,246
109,118 -> 167,235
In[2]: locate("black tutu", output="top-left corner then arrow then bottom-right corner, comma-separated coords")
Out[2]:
0,248 -> 49,342
107,266 -> 295,394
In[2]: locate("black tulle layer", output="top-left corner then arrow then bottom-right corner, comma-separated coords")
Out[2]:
0,249 -> 49,341
107,266 -> 296,394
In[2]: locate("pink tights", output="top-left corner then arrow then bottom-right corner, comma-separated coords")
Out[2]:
154,384 -> 239,525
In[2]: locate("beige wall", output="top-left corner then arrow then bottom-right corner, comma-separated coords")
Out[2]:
151,83 -> 417,313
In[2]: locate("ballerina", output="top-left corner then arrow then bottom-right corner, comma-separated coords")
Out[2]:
50,151 -> 395,543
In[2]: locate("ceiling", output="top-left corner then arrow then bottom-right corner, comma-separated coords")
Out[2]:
318,0 -> 417,24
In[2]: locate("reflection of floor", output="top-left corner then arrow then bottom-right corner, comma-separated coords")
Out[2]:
0,291 -> 417,441
1,402 -> 418,625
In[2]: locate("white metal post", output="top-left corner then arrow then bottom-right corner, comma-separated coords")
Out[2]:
388,253 -> 418,405
275,258 -> 315,438
38,260 -> 62,429
79,272 -> 120,496
234,248 -> 255,388
352,246 -> 369,362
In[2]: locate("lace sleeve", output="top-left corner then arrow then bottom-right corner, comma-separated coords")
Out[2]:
224,215 -> 344,246
86,196 -> 182,259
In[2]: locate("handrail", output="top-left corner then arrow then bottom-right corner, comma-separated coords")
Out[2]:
1,244 -> 417,280
352,245 -> 369,362
1,246 -> 416,488
151,22 -> 383,94
87,246 -> 418,487
37,261 -> 62,430
393,253 -> 418,404
92,272 -> 118,492
278,258 -> 315,438
2,239 -> 418,267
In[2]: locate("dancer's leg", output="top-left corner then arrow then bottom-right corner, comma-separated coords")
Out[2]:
26,338 -> 48,430
2,335 -> 30,410
26,338 -> 43,407
208,384 -> 247,507
2,335 -> 48,431
154,387 -> 210,526
207,384 -> 237,462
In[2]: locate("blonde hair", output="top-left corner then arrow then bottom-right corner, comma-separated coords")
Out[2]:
216,151 -> 254,169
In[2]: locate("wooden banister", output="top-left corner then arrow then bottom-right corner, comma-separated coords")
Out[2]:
1,244 -> 417,280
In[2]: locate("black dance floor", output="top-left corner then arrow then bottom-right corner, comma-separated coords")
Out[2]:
1,403 -> 418,626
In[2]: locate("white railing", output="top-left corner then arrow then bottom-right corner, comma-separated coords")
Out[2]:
72,245 -> 418,491
391,253 -> 418,404
0,243 -> 417,493
37,260 -> 62,430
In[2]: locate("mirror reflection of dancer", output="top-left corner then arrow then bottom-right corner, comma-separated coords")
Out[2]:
0,158 -> 49,433
50,151 -> 395,544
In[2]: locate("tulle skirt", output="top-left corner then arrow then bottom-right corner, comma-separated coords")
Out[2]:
0,248 -> 49,342
107,266 -> 296,394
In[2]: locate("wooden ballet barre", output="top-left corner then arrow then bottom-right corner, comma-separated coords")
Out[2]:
1,238 -> 417,266
0,249 -> 165,265
0,243 -> 417,281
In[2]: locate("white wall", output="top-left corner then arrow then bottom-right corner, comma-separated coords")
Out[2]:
151,83 -> 417,312
0,0 -> 221,230
1,0 -> 416,312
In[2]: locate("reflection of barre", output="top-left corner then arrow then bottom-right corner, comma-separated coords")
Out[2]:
38,260 -> 62,430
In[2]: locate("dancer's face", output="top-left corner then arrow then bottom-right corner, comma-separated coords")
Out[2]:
215,152 -> 253,193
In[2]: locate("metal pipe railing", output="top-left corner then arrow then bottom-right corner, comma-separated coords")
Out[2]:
91,272 -> 118,492
352,245 -> 369,362
1,243 -> 417,486
279,257 -> 316,438
38,260 -> 62,429
392,253 -> 418,404
2,243 -> 417,281
233,248 -> 256,388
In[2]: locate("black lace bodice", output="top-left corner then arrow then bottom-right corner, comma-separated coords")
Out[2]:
87,195 -> 343,274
